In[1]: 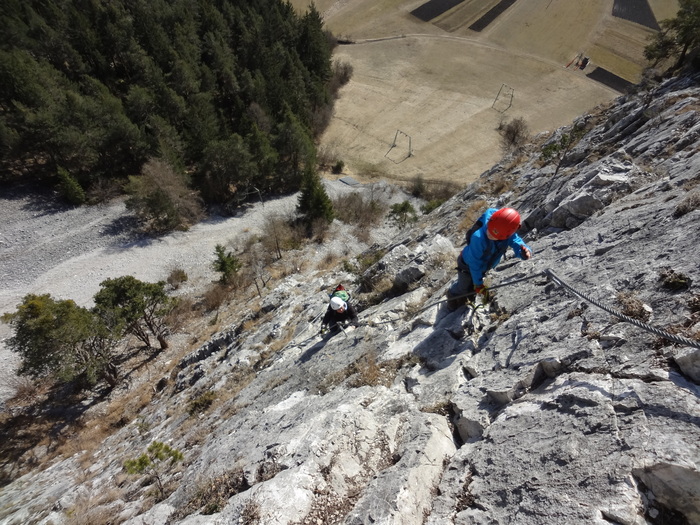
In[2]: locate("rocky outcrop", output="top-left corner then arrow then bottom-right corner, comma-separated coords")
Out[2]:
1,76 -> 699,525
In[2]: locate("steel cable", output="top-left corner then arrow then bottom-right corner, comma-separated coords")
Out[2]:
545,268 -> 700,350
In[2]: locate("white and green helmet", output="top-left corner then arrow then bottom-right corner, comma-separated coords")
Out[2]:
330,296 -> 346,311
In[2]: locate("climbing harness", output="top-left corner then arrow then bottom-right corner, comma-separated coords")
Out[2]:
545,268 -> 700,350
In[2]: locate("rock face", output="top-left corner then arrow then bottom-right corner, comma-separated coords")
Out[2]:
2,75 -> 700,525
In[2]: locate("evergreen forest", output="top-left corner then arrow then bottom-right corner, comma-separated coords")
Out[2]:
0,0 -> 345,218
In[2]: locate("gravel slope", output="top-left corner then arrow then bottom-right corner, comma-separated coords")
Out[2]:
0,179 -> 415,400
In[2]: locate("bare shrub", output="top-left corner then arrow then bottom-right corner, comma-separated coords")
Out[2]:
317,143 -> 340,172
616,292 -> 651,322
187,391 -> 216,416
411,175 -> 460,201
332,192 -> 387,228
310,217 -> 331,243
172,468 -> 250,519
165,297 -> 197,332
329,60 -> 354,100
86,177 -> 122,204
166,268 -> 188,290
125,158 -> 205,233
311,103 -> 334,136
202,283 -> 232,312
334,59 -> 354,86
498,117 -> 529,153
261,216 -> 304,257
673,192 -> 700,218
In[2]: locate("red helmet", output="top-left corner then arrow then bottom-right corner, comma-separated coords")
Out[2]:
487,208 -> 521,240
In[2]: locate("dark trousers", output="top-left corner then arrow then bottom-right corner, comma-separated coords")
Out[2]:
447,254 -> 475,310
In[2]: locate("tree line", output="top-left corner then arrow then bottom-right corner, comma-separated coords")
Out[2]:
0,0 -> 347,225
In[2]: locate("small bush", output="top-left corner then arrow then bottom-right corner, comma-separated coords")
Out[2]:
167,268 -> 189,289
616,292 -> 651,322
342,259 -> 359,274
202,283 -> 231,312
213,244 -> 242,284
498,117 -> 529,153
187,391 -> 216,416
421,199 -> 443,214
172,468 -> 250,519
332,160 -> 344,174
388,201 -> 418,228
332,192 -> 387,228
658,268 -> 692,291
123,441 -> 184,501
673,192 -> 700,218
357,249 -> 387,273
57,167 -> 86,205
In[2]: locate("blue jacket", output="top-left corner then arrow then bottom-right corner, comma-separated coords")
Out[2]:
460,208 -> 531,286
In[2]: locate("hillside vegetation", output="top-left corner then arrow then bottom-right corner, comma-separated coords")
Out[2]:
1,69 -> 699,524
1,0 -> 340,212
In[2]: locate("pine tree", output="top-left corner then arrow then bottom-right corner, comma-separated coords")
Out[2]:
296,166 -> 334,229
645,0 -> 700,71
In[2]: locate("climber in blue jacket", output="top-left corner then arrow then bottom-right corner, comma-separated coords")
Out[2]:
447,207 -> 532,311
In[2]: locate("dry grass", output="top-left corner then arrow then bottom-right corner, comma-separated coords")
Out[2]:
475,172 -> 515,197
240,498 -> 263,524
1,375 -> 52,409
673,192 -> 700,218
65,489 -> 127,525
319,352 -> 421,394
187,391 -> 217,416
317,251 -> 342,271
201,283 -> 233,312
458,199 -> 489,233
171,468 -> 251,519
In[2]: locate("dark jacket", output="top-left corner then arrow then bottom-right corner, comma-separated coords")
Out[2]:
322,301 -> 359,327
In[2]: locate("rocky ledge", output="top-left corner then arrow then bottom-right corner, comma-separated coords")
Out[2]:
1,74 -> 699,525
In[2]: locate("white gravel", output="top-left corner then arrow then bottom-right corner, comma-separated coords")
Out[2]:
0,179 -> 417,400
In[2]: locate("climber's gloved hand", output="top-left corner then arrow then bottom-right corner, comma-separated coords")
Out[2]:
320,325 -> 328,335
474,285 -> 489,304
